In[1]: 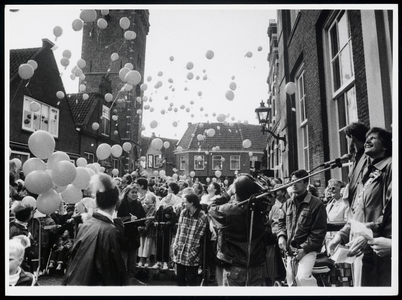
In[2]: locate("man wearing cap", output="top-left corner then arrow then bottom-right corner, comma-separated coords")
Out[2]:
276,169 -> 327,286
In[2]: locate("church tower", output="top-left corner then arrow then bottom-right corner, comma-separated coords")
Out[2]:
80,9 -> 150,172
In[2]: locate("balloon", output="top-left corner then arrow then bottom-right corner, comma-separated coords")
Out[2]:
60,57 -> 70,68
112,168 -> 119,176
215,170 -> 222,178
27,60 -> 38,70
229,82 -> 237,90
215,146 -> 220,151
187,72 -> 194,80
125,63 -> 133,70
169,56 -> 174,61
71,167 -> 91,190
47,151 -> 70,170
151,138 -> 163,150
80,9 -> 97,22
99,167 -> 105,173
197,134 -> 204,141
140,156 -> 146,162
51,161 -> 77,186
176,146 -> 183,152
212,178 -> 217,183
56,91 -> 65,99
113,130 -> 119,135
25,170 -> 53,195
62,49 -> 72,59
207,128 -> 216,137
159,170 -> 166,178
97,18 -> 107,29
111,144 -> 123,158
206,50 -> 214,59
172,121 -> 178,127
61,184 -> 82,204
22,196 -> 37,209
92,122 -> 100,130
96,143 -> 112,160
79,84 -> 86,92
163,141 -> 170,149
72,19 -> 84,31
104,93 -> 113,102
206,177 -> 211,183
119,17 -> 130,29
147,76 -> 152,82
225,90 -> 235,101
198,91 -> 202,96
125,70 -> 141,86
150,120 -> 158,129
257,46 -> 263,51
186,62 -> 194,70
28,130 -> 55,159
36,189 -> 62,215
53,26 -> 63,39
101,9 -> 109,15
153,170 -> 159,176
18,64 -> 34,80
22,157 -> 46,176
76,157 -> 87,167
83,93 -> 89,100
285,82 -> 296,95
111,53 -> 119,61
93,162 -> 101,173
77,58 -> 86,69
242,139 -> 252,149
217,114 -> 226,122
246,51 -> 253,58
249,152 -> 254,157
124,83 -> 133,91
190,171 -> 196,178
11,158 -> 22,169
221,157 -> 225,162
140,83 -> 148,91
74,68 -> 83,77
122,142 -> 132,152
172,173 -> 178,180
86,166 -> 96,176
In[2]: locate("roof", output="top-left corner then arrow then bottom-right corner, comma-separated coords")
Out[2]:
67,93 -> 100,126
9,39 -> 55,80
177,122 -> 266,152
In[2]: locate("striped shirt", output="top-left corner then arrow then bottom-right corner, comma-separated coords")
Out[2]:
173,208 -> 207,266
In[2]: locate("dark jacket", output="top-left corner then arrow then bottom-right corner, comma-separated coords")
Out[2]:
14,269 -> 39,286
208,198 -> 267,268
276,192 -> 327,253
117,198 -> 146,249
63,212 -> 126,286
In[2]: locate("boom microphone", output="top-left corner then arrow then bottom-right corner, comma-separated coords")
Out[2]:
322,153 -> 352,168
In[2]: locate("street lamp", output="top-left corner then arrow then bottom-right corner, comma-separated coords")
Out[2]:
255,100 -> 286,146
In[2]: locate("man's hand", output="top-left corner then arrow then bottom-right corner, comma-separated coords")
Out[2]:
368,237 -> 392,257
278,236 -> 287,251
130,213 -> 138,221
327,235 -> 342,256
295,248 -> 306,261
347,235 -> 368,257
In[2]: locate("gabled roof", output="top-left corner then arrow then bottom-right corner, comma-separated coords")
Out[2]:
177,122 -> 266,152
67,93 -> 100,126
9,39 -> 55,81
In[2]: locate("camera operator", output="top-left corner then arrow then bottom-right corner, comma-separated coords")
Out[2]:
208,174 -> 268,286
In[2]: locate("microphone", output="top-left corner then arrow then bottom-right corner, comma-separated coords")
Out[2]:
322,153 -> 352,168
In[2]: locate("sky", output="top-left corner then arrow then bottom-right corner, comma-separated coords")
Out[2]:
5,5 -> 277,140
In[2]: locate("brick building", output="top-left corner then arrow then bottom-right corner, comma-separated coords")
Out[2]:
79,9 -> 150,173
175,122 -> 267,185
9,39 -> 79,165
265,10 -> 393,192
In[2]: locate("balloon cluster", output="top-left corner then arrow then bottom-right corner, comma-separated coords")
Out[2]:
18,60 -> 38,80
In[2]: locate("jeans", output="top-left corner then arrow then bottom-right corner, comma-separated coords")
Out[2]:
286,251 -> 317,286
176,263 -> 199,286
222,264 -> 264,286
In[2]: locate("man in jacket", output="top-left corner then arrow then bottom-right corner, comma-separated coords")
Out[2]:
276,169 -> 327,286
208,175 -> 267,286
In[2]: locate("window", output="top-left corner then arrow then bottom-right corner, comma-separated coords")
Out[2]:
154,155 -> 162,168
290,10 -> 301,30
328,11 -> 358,181
249,155 -> 258,169
230,155 -> 240,170
113,158 -> 119,169
296,67 -> 309,170
84,152 -> 94,164
194,155 -> 205,170
147,154 -> 154,168
10,151 -> 30,168
101,105 -> 110,136
179,155 -> 187,171
212,155 -> 222,170
22,96 -> 59,138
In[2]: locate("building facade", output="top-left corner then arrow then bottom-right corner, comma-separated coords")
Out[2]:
80,9 -> 150,173
265,9 -> 393,192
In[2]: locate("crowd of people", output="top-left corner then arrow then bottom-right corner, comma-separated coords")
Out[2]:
8,123 -> 392,288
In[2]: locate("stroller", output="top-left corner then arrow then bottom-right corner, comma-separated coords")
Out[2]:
274,248 -> 335,287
